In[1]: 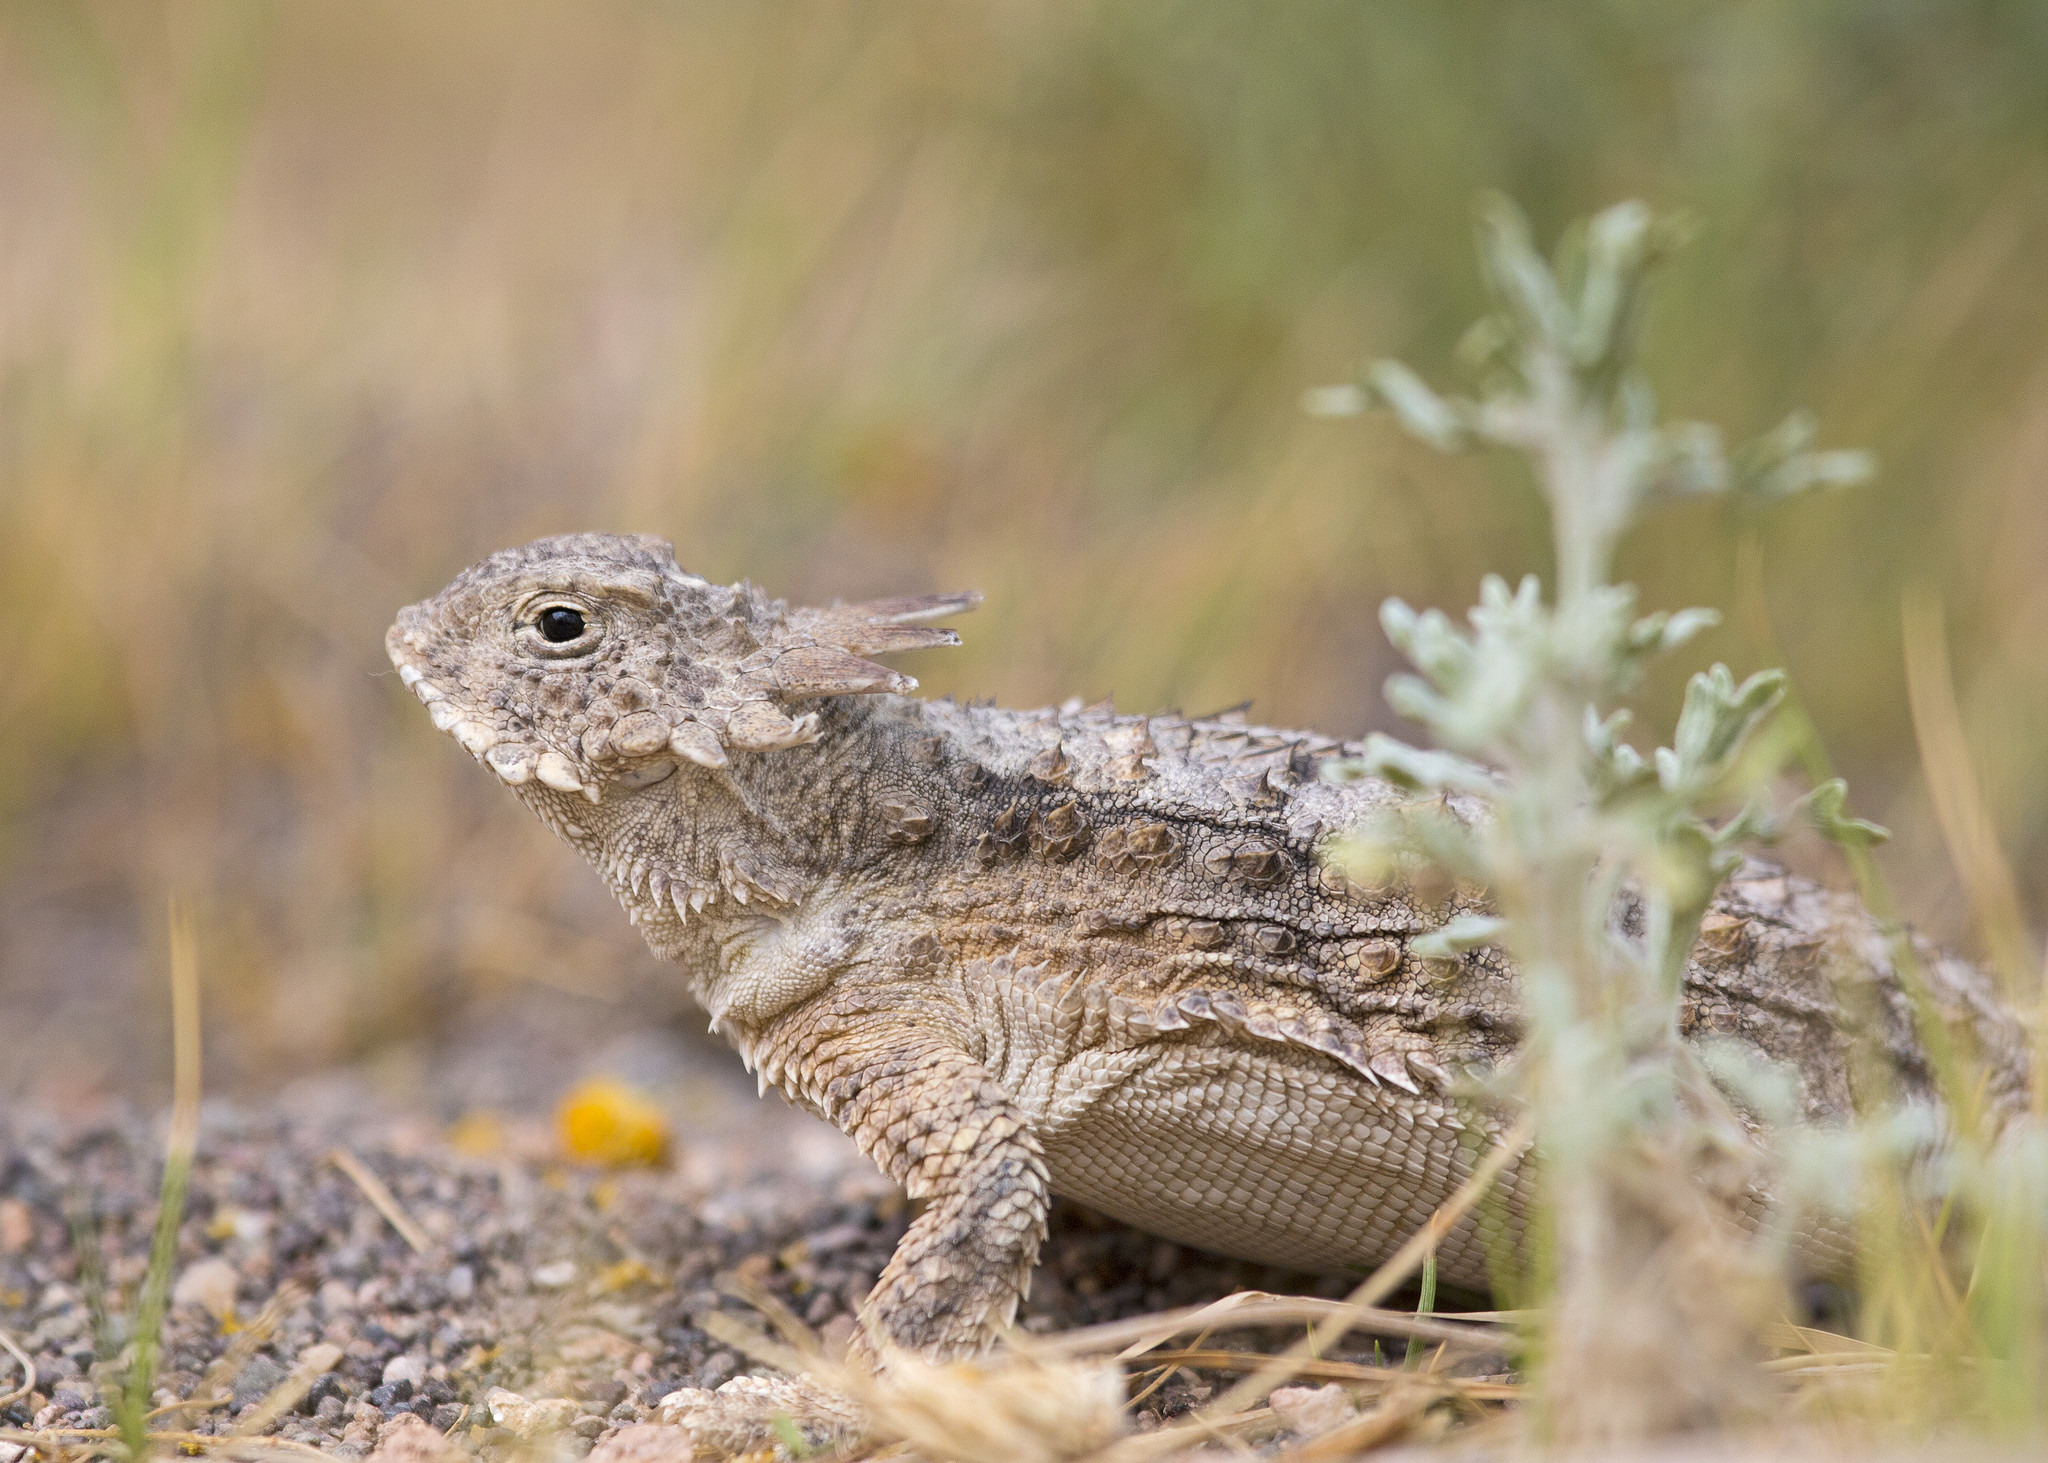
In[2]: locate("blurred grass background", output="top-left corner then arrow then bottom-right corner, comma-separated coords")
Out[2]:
1,0 -> 2044,1106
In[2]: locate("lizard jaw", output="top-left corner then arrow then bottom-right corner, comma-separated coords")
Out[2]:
389,625 -> 604,800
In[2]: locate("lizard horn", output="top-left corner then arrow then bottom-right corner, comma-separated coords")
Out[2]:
785,591 -> 980,656
705,585 -> 981,754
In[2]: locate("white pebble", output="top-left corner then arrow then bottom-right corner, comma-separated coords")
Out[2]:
171,1256 -> 240,1321
381,1353 -> 425,1387
1269,1383 -> 1356,1437
486,1388 -> 579,1436
298,1343 -> 344,1375
531,1259 -> 577,1289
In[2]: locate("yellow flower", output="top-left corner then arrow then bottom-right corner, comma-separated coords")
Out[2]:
555,1078 -> 672,1168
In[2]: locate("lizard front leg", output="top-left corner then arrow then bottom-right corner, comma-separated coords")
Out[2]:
653,1029 -> 1048,1456
815,1038 -> 1052,1360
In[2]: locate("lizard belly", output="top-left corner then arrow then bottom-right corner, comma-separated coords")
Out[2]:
1035,1038 -> 1525,1290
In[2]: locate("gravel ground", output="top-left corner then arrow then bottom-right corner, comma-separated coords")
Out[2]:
0,1004 -> 1388,1460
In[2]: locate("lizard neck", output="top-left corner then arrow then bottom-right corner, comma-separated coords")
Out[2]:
520,692 -> 923,990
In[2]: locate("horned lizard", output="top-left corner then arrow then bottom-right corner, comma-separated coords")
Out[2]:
388,532 -> 2027,1444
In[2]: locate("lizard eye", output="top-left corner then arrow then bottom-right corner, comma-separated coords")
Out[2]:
538,606 -> 586,643
518,598 -> 602,658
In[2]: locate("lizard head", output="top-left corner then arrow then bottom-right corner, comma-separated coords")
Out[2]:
386,532 -> 977,802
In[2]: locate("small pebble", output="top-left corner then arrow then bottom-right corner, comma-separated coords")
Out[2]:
172,1257 -> 241,1322
0,1199 -> 32,1254
233,1356 -> 291,1409
532,1260 -> 578,1290
1269,1383 -> 1356,1437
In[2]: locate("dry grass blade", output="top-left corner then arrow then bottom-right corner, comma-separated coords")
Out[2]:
696,1310 -> 1131,1463
1030,1291 -> 1508,1361
0,1425 -> 334,1461
715,1268 -> 827,1360
1139,1349 -> 1518,1399
859,1349 -> 1130,1463
230,1341 -> 341,1438
326,1149 -> 431,1255
1762,1352 -> 1900,1374
1195,1111 -> 1533,1422
1088,1114 -> 1534,1463
1902,588 -> 2035,996
196,1282 -> 309,1408
1766,1323 -> 1892,1357
0,1327 -> 35,1411
1903,587 -> 2048,1122
694,1309 -> 813,1377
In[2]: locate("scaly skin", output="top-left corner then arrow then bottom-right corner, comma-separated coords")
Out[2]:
388,534 -> 2029,1437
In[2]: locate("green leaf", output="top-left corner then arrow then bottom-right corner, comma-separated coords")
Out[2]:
1326,803 -> 1484,886
1733,411 -> 1876,498
1302,383 -> 1368,418
1366,359 -> 1469,450
770,1413 -> 814,1459
1584,704 -> 1632,747
1697,1039 -> 1803,1131
1411,913 -> 1507,961
1475,193 -> 1569,348
1405,1249 -> 1439,1368
1793,778 -> 1890,847
1746,408 -> 1817,462
1380,598 -> 1474,688
1654,421 -> 1731,497
1383,672 -> 1449,726
1663,664 -> 1786,792
1710,795 -> 1782,851
1455,314 -> 1511,371
1755,448 -> 1877,498
1626,606 -> 1720,657
1354,732 -> 1494,796
1569,199 -> 1652,366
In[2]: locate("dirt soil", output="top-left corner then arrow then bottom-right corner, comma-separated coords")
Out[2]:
0,993 -> 1380,1460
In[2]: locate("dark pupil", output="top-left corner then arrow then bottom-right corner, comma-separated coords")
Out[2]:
537,607 -> 586,643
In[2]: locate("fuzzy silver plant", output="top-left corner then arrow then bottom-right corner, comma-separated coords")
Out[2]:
1311,196 -> 1887,1443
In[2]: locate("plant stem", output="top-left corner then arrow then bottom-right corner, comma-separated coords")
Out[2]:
119,902 -> 202,1461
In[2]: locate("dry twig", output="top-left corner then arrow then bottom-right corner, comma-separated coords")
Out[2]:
0,1327 -> 35,1411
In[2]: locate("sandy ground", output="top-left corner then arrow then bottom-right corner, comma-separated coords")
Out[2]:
0,991 -> 1393,1460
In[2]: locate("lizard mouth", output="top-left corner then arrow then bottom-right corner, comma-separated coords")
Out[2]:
384,612 -> 611,802
384,607 -> 727,805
